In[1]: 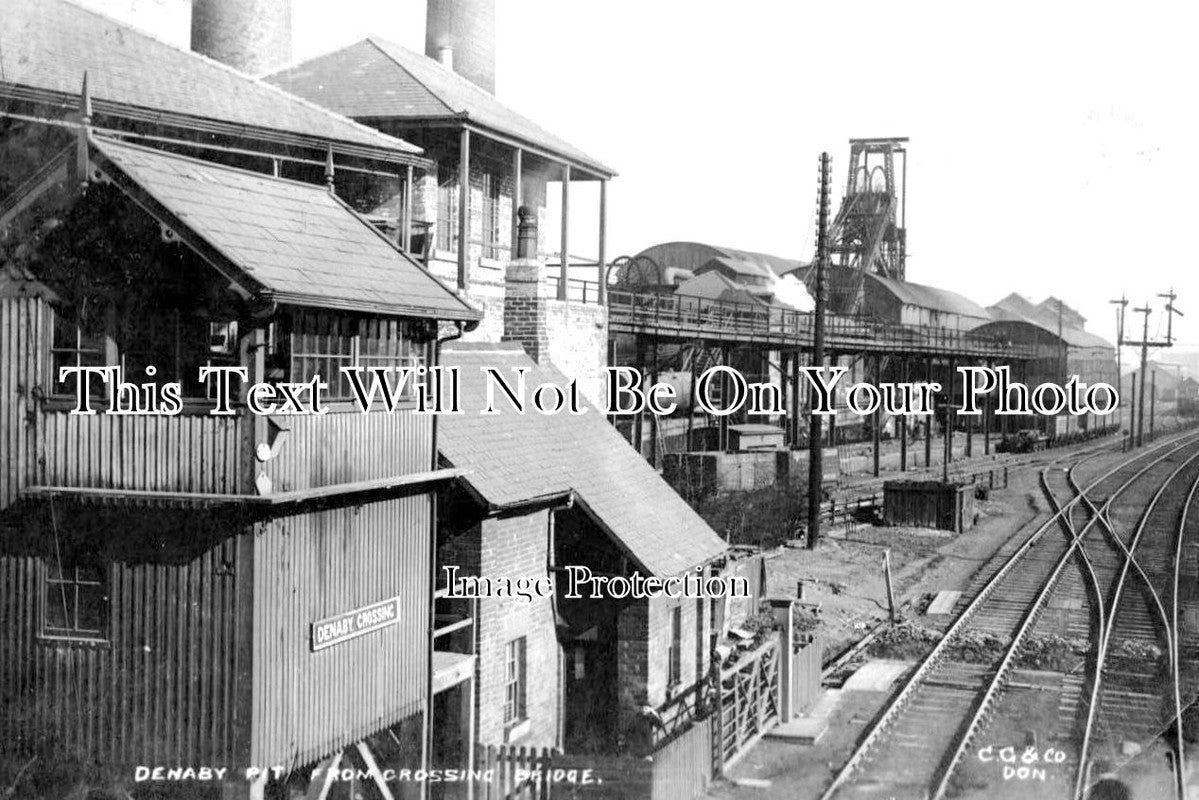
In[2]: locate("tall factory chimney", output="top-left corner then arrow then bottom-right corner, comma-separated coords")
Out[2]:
425,0 -> 496,94
191,0 -> 293,76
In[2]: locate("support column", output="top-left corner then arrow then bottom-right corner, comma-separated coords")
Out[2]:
511,147 -> 523,256
790,351 -> 801,449
718,345 -> 731,452
457,128 -> 471,291
872,355 -> 881,478
947,358 -> 956,466
598,178 -> 608,305
899,358 -> 908,471
827,353 -> 838,447
402,164 -> 414,253
558,163 -> 571,301
924,357 -> 933,468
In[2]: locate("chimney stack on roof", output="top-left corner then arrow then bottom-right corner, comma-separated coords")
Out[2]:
191,0 -> 293,76
425,0 -> 496,93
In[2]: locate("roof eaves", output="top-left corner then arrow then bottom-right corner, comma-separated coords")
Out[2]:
88,136 -> 267,299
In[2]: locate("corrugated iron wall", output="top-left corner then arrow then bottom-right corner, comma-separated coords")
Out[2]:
252,408 -> 435,768
252,496 -> 430,769
1,295 -> 47,512
262,409 -> 433,490
37,411 -> 246,494
0,523 -> 252,765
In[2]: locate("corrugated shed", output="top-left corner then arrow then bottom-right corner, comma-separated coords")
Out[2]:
265,37 -> 615,177
864,273 -> 991,320
985,304 -> 1115,349
93,137 -> 480,322
634,242 -> 806,279
0,514 -> 253,767
0,0 -> 419,155
252,498 -> 429,769
438,344 -> 728,578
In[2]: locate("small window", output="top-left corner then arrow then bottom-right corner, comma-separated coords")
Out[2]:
51,306 -> 108,399
479,172 -> 507,261
437,166 -> 459,254
43,558 -> 108,641
695,596 -> 706,681
668,605 -> 682,689
503,637 -> 527,728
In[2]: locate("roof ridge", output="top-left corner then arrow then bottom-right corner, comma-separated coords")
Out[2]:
55,0 -> 421,155
363,36 -> 459,118
92,134 -> 332,192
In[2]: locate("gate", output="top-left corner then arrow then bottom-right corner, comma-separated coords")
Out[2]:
712,633 -> 781,772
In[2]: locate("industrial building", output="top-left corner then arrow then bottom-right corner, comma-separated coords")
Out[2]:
0,2 -> 1127,799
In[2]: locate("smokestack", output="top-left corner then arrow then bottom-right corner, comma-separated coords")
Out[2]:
191,0 -> 293,75
425,0 -> 495,94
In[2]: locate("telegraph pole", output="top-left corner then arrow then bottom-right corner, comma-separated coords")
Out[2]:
807,153 -> 831,550
1110,294 -> 1128,429
1119,290 -> 1181,447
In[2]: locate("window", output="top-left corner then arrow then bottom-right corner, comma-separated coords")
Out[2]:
51,307 -> 107,398
668,606 -> 682,689
479,172 -> 506,261
43,558 -> 108,641
436,166 -> 459,253
52,305 -> 239,401
503,637 -> 527,728
288,310 -> 426,401
695,596 -> 707,681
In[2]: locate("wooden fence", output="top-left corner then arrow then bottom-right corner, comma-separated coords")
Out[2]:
713,635 -> 780,772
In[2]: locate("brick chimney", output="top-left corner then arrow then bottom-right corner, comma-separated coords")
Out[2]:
425,0 -> 496,94
503,208 -> 608,406
191,0 -> 292,75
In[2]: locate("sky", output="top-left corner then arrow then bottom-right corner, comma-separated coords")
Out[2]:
79,0 -> 1199,356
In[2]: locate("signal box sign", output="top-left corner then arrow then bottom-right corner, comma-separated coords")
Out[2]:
310,598 -> 400,652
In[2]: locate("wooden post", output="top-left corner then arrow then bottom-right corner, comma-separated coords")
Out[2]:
598,177 -> 608,305
402,164 -> 414,253
558,163 -> 571,300
901,357 -> 906,470
718,345 -> 731,453
872,355 -> 881,478
884,550 -> 897,624
925,357 -> 933,468
1150,369 -> 1157,442
511,147 -> 522,256
458,128 -> 471,291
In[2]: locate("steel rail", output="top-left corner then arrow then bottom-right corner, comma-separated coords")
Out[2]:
1074,448 -> 1199,800
819,431 -> 1199,800
927,452 -> 1124,800
1171,472 -> 1199,800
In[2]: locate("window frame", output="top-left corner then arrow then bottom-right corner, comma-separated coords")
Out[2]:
40,557 -> 110,645
668,605 -> 682,691
503,636 -> 528,730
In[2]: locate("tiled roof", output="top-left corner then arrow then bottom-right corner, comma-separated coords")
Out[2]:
265,38 -> 615,177
0,0 -> 420,157
93,137 -> 480,321
438,345 -> 727,577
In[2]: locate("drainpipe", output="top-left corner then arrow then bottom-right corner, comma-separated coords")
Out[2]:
425,320 -> 466,799
545,492 -> 575,749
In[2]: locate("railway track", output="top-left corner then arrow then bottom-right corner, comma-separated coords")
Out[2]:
819,429 -> 1199,800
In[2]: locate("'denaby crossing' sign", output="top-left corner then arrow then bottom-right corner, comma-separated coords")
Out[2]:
310,598 -> 400,652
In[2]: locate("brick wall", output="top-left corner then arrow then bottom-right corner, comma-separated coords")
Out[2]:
501,259 -> 608,405
614,568 -> 710,735
477,512 -> 560,747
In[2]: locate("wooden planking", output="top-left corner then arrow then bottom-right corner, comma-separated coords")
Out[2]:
0,527 -> 252,766
252,495 -> 431,769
